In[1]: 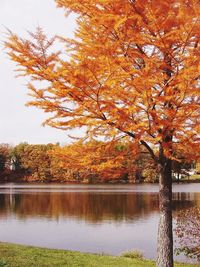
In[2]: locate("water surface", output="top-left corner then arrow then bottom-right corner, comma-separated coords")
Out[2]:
0,183 -> 199,263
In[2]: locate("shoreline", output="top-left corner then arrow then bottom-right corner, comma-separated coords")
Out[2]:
0,179 -> 200,184
1,170 -> 200,185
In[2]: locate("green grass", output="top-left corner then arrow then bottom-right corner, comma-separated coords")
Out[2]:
189,174 -> 200,180
0,243 -> 198,267
120,250 -> 144,260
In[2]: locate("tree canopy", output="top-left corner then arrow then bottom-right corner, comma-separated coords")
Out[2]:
5,0 -> 200,164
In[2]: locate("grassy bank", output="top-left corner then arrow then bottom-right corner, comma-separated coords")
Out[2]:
0,243 -> 198,267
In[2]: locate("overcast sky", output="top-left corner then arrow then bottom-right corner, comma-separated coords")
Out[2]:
0,0 -> 78,145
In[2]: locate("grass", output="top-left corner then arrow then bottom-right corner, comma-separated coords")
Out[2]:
0,242 -> 199,267
120,250 -> 144,260
0,260 -> 8,267
189,174 -> 200,180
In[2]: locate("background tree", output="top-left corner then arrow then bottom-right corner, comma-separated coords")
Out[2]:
175,207 -> 200,261
5,0 -> 200,266
195,162 -> 200,174
10,143 -> 55,181
172,159 -> 192,181
0,144 -> 11,172
51,140 -> 138,183
0,141 -> 147,183
19,144 -> 54,181
134,149 -> 158,183
10,142 -> 29,171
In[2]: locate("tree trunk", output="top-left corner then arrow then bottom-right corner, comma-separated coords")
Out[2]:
157,158 -> 174,267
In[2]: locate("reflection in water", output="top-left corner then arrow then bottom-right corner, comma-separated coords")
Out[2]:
0,192 -> 160,222
0,184 -> 199,263
0,191 -> 198,221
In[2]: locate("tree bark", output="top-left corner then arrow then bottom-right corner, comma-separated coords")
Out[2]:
157,157 -> 174,267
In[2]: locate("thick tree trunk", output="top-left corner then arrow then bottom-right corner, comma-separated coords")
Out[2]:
156,158 -> 174,267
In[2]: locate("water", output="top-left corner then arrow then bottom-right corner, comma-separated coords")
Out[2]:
0,183 -> 199,263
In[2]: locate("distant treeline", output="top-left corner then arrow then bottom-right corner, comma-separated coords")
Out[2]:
0,142 -> 194,183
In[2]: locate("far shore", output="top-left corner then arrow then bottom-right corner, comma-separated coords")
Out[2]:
1,169 -> 200,184
0,179 -> 200,184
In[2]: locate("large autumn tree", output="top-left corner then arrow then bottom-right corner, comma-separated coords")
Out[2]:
5,0 -> 200,266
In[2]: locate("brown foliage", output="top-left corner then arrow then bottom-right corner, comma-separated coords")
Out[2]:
175,207 -> 200,261
0,144 -> 11,171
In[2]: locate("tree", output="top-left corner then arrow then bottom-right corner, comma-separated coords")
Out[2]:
0,144 -> 11,172
19,144 -> 54,181
5,1 -> 200,266
172,158 -> 192,181
51,140 -> 138,182
175,207 -> 200,261
9,142 -> 29,171
10,143 -> 55,181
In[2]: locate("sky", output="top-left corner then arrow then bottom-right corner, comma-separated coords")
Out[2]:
0,0 -> 78,145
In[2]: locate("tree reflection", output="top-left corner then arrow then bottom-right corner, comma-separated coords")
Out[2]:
0,191 -> 198,223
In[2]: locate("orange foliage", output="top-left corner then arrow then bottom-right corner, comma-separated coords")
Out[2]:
51,140 -> 138,181
5,0 -> 200,165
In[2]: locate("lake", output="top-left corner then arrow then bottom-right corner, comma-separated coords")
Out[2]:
0,183 -> 199,263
